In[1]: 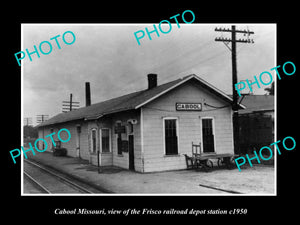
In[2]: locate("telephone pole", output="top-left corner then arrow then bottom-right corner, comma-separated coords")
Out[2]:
215,25 -> 254,155
62,93 -> 80,113
36,114 -> 49,124
23,117 -> 32,126
36,114 -> 49,149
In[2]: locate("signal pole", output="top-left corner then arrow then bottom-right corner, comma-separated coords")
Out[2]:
215,25 -> 254,155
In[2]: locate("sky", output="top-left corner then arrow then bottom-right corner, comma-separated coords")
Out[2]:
22,23 -> 276,126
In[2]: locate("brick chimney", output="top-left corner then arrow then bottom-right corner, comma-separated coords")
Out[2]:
147,74 -> 157,89
85,82 -> 91,107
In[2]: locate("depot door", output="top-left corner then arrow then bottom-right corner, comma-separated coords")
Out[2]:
76,125 -> 81,158
128,135 -> 134,171
201,118 -> 215,153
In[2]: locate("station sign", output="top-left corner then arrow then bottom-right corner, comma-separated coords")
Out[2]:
176,103 -> 202,111
114,125 -> 126,134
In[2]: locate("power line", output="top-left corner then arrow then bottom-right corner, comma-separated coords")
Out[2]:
204,103 -> 231,109
152,30 -> 206,57
112,43 -> 222,94
110,27 -> 231,94
148,38 -> 217,73
118,41 -> 229,91
159,48 -> 230,84
98,27 -> 255,102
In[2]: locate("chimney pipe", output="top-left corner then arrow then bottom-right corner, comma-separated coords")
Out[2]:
85,82 -> 91,107
147,74 -> 157,89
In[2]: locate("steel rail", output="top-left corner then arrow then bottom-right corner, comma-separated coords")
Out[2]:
24,159 -> 93,194
23,171 -> 51,194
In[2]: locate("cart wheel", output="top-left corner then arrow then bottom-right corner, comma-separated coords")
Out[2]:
206,159 -> 213,168
217,158 -> 223,167
230,156 -> 236,164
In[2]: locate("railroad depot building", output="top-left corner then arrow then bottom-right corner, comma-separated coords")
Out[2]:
37,74 -> 245,173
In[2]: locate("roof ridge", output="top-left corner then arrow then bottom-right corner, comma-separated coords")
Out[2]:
89,89 -> 144,107
37,73 -> 237,127
87,76 -> 187,108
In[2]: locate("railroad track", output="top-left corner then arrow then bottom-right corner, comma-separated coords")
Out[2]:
23,159 -> 242,195
24,171 -> 51,193
23,159 -> 98,194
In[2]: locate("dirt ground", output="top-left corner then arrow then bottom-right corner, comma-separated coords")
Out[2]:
160,163 -> 275,194
26,152 -> 275,195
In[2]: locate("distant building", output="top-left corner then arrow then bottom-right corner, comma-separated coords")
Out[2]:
238,95 -> 274,154
37,74 -> 245,172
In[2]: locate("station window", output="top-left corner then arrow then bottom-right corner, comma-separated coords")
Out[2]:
164,118 -> 178,155
101,128 -> 110,153
90,129 -> 97,153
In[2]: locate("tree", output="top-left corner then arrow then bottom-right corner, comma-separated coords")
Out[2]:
23,125 -> 38,138
264,82 -> 274,95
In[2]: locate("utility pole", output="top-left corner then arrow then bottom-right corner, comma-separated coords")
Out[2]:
36,114 -> 49,149
36,114 -> 49,124
23,117 -> 32,126
215,25 -> 254,155
62,93 -> 80,113
70,93 -> 72,111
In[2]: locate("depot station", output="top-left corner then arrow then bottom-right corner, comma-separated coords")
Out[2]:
37,74 -> 243,173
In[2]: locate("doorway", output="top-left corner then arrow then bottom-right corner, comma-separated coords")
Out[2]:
76,125 -> 81,158
201,118 -> 215,153
128,135 -> 134,171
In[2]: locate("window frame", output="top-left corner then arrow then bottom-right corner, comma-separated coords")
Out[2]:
100,128 -> 111,153
90,128 -> 98,154
200,117 -> 216,153
163,117 -> 179,156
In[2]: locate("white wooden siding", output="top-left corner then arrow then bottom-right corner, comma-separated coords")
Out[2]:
142,80 -> 234,172
111,110 -> 142,172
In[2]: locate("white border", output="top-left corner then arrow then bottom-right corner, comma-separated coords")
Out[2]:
274,23 -> 277,196
21,24 -> 24,195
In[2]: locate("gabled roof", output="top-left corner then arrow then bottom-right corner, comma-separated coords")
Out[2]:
238,94 -> 274,114
37,74 -> 245,127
